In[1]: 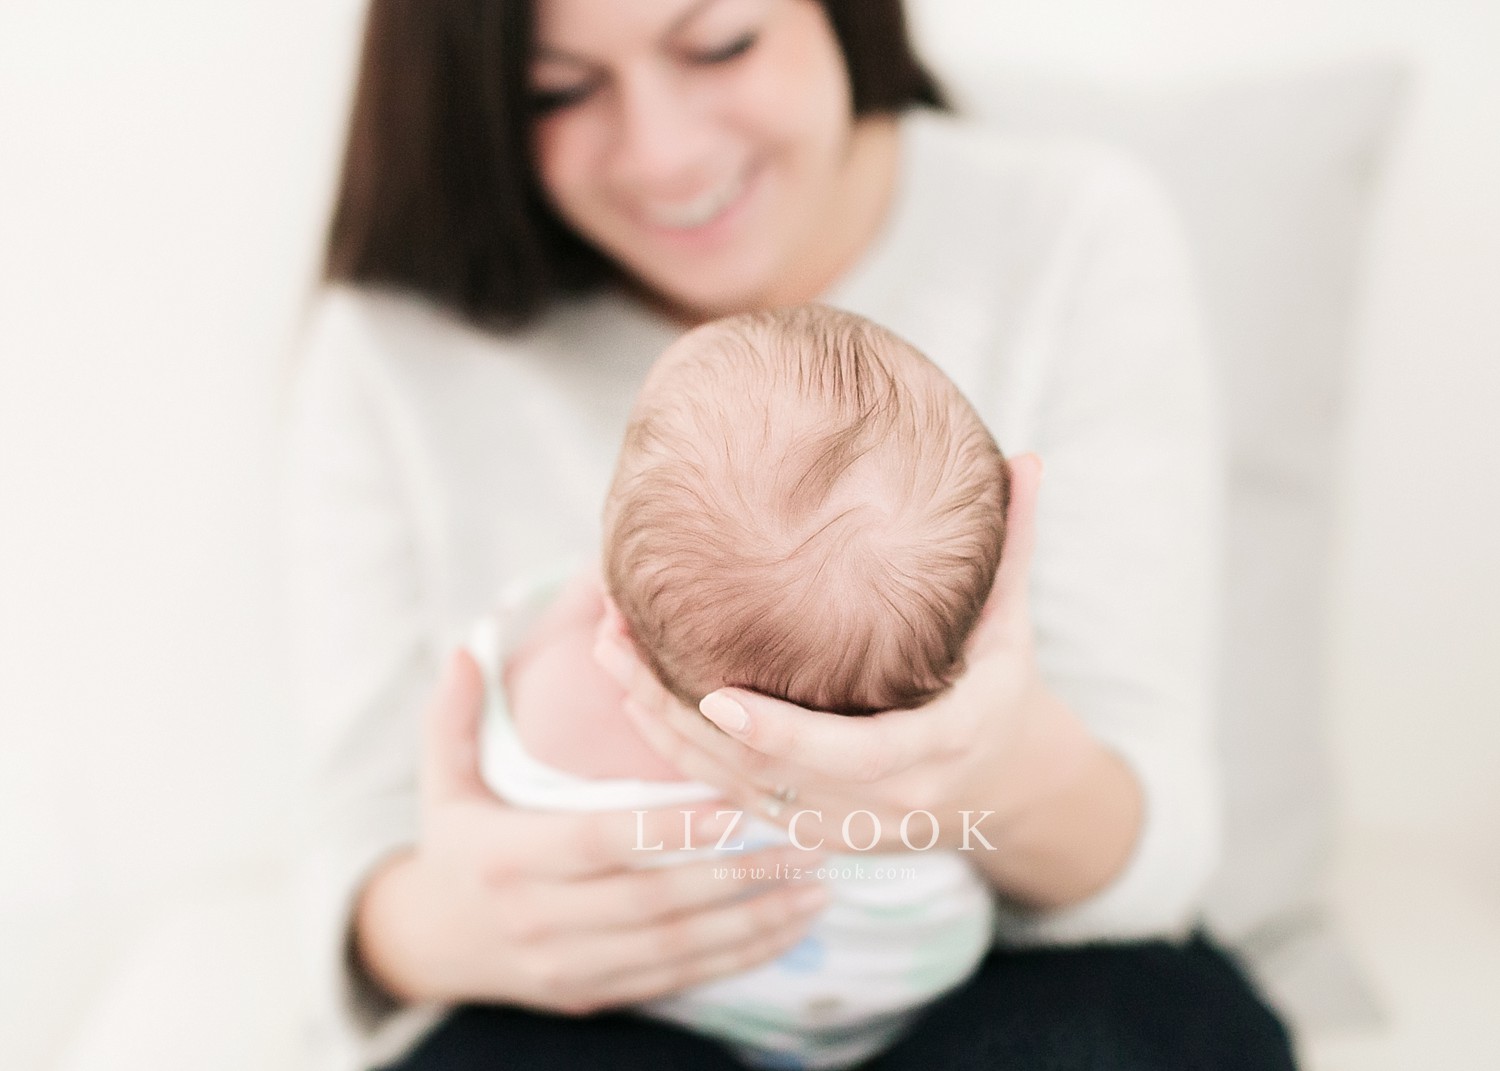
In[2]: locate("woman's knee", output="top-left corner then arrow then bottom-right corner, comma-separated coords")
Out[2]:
379,1003 -> 748,1071
872,930 -> 1297,1071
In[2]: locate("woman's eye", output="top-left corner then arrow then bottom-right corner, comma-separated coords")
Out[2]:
687,32 -> 758,65
530,83 -> 597,115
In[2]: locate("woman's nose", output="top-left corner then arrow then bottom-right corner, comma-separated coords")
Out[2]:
608,68 -> 716,194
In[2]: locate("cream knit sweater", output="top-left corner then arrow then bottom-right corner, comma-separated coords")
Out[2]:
282,108 -> 1224,1071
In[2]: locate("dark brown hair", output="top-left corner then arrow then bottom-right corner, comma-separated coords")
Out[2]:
323,0 -> 948,330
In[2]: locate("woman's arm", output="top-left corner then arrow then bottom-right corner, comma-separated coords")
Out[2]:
951,676 -> 1143,911
594,452 -> 1151,916
282,293 -> 831,1065
987,150 -> 1223,939
281,296 -> 436,1047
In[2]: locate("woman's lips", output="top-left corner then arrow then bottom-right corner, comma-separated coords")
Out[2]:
641,169 -> 749,229
632,161 -> 762,244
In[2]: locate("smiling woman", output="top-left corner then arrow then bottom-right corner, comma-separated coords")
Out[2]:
527,0 -> 890,317
292,1 -> 1300,1069
326,0 -> 943,326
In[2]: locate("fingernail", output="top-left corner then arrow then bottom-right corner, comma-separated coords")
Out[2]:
699,692 -> 749,735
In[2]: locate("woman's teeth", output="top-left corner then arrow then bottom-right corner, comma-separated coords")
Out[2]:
644,172 -> 746,229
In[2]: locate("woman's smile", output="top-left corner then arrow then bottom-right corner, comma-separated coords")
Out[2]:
637,162 -> 754,231
631,157 -> 767,253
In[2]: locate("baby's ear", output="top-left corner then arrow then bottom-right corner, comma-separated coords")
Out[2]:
599,594 -> 631,642
594,594 -> 651,682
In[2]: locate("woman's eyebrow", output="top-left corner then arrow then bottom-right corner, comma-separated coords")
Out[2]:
533,0 -> 728,65
661,0 -> 730,40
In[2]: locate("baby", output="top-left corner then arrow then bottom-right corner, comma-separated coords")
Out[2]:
471,305 -> 1010,1069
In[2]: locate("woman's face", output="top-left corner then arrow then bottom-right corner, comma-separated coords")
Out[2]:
529,0 -> 860,319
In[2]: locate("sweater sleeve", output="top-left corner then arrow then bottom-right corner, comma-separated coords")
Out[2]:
279,294 -> 450,1070
991,152 -> 1226,945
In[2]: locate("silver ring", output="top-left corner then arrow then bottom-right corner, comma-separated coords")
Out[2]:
772,784 -> 798,805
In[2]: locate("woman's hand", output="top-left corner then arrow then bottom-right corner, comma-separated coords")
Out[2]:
352,649 -> 829,1015
594,454 -> 1115,854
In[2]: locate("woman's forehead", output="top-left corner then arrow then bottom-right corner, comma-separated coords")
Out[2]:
533,0 -> 764,58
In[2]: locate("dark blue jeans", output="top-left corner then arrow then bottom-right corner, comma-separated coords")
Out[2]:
381,927 -> 1298,1070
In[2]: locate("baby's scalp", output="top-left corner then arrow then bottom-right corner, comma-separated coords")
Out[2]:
604,305 -> 1010,715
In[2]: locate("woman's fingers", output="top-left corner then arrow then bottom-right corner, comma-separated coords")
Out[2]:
548,875 -> 828,1011
598,619 -> 903,788
583,463 -> 1044,817
527,845 -> 824,937
596,631 -> 795,796
454,801 -> 732,882
973,452 -> 1042,648
693,687 -> 948,784
621,693 -> 766,784
592,917 -> 816,1011
593,586 -> 993,786
595,628 -> 762,765
418,647 -> 491,806
595,603 -> 883,793
592,613 -> 672,710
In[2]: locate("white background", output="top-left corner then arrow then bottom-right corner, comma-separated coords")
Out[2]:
1,0 -> 1497,1066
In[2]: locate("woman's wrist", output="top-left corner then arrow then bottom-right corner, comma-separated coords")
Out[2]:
959,679 -> 1144,911
351,847 -> 434,1007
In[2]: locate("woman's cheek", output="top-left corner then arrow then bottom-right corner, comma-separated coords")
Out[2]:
727,61 -> 843,194
748,60 -> 852,208
533,115 -> 602,227
769,3 -> 853,116
531,122 -> 571,214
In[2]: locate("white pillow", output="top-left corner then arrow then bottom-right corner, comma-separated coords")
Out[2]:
948,60 -> 1406,1032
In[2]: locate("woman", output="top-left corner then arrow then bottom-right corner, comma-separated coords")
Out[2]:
284,0 -> 1299,1067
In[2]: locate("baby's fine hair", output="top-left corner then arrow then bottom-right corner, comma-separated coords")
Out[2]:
604,305 -> 1010,715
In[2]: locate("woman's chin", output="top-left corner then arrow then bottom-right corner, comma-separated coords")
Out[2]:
632,265 -> 782,322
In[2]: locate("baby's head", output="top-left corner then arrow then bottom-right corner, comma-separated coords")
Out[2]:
603,305 -> 1010,715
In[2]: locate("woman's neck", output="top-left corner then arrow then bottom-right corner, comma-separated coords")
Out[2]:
770,112 -> 903,309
